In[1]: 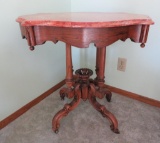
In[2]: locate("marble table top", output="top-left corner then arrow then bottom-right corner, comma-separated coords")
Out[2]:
16,12 -> 154,28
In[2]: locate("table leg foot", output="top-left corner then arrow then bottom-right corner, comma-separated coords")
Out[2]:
105,90 -> 112,102
88,91 -> 119,134
110,125 -> 120,134
90,84 -> 112,102
52,85 -> 81,133
98,87 -> 112,102
54,129 -> 59,134
60,93 -> 65,100
59,87 -> 75,100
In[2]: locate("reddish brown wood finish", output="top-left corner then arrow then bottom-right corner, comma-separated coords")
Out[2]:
53,84 -> 81,133
16,13 -> 153,134
19,25 -> 150,49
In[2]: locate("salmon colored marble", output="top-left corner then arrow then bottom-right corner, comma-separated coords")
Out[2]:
16,12 -> 154,27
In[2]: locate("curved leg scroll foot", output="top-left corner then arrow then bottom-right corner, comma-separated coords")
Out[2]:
90,84 -> 112,102
98,87 -> 112,102
110,125 -> 120,134
89,96 -> 119,133
60,93 -> 65,100
52,85 -> 81,133
55,129 -> 59,134
88,86 -> 119,134
59,87 -> 75,100
105,90 -> 112,102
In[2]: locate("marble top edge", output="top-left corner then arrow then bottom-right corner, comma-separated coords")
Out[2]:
16,12 -> 154,27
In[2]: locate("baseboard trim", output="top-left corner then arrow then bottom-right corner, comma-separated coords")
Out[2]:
0,79 -> 65,129
1,81 -> 159,129
105,84 -> 160,108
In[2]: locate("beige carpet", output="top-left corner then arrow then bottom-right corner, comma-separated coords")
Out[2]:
1,87 -> 160,143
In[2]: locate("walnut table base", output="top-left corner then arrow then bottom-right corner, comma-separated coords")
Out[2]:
52,68 -> 119,134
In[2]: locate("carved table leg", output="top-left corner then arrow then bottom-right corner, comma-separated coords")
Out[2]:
52,84 -> 81,133
94,86 -> 112,102
65,44 -> 74,87
95,47 -> 112,102
60,87 -> 75,100
60,44 -> 74,100
103,88 -> 112,102
89,84 -> 119,134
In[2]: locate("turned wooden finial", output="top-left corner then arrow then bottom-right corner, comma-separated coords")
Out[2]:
140,43 -> 145,48
29,46 -> 35,51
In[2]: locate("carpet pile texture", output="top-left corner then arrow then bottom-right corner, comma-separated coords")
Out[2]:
1,88 -> 160,143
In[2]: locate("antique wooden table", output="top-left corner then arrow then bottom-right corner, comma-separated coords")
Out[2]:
16,12 -> 154,134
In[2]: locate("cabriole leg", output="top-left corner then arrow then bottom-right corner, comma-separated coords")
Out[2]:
88,85 -> 119,134
52,84 -> 81,133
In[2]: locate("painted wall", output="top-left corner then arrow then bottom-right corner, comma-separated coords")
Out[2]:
71,0 -> 160,101
0,0 -> 71,121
